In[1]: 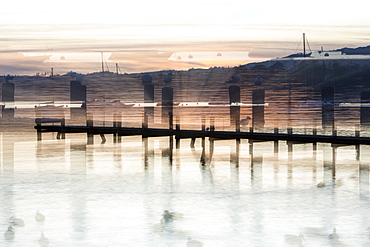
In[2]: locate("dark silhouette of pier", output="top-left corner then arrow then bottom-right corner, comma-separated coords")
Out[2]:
34,118 -> 370,145
31,71 -> 370,146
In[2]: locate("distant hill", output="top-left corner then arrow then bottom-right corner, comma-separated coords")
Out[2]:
335,45 -> 370,55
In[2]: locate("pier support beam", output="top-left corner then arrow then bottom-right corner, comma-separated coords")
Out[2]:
86,115 -> 94,145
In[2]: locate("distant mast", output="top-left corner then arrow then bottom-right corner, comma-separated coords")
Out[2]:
101,52 -> 104,73
303,33 -> 306,57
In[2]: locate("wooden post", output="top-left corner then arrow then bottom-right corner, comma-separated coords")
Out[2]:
175,116 -> 180,149
273,117 -> 279,153
86,115 -> 94,145
36,118 -> 42,141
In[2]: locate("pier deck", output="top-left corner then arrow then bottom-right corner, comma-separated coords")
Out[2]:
34,121 -> 370,145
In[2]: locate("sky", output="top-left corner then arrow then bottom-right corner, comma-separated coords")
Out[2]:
1,0 -> 370,75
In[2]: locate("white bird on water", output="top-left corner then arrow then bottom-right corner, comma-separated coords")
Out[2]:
10,216 -> 25,227
239,117 -> 251,127
38,232 -> 49,247
162,210 -> 183,222
329,228 -> 339,241
4,226 -> 15,240
187,236 -> 203,247
35,211 -> 45,222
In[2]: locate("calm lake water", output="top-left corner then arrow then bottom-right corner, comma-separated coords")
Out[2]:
1,123 -> 370,246
2,66 -> 370,246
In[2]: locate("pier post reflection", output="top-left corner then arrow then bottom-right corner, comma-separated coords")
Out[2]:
143,137 -> 154,170
323,144 -> 336,184
113,113 -> 122,143
2,132 -> 15,173
0,133 -> 15,227
161,136 -> 173,205
359,145 -> 370,199
249,141 -> 263,189
230,139 -> 240,168
69,142 -> 87,241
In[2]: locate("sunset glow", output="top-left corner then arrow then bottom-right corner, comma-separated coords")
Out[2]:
1,0 -> 370,74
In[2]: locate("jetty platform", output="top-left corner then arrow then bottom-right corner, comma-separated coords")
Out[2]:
34,118 -> 370,145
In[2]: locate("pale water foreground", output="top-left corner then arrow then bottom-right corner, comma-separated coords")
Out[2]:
1,128 -> 370,247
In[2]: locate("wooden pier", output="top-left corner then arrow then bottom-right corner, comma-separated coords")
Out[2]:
34,118 -> 370,145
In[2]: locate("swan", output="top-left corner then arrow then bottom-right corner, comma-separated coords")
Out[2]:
329,228 -> 339,241
10,216 -> 25,227
4,226 -> 15,240
162,210 -> 183,222
38,232 -> 49,247
317,181 -> 325,188
187,236 -> 203,247
35,211 -> 45,222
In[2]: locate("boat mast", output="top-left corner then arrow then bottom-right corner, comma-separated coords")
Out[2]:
101,52 -> 104,73
303,33 -> 306,57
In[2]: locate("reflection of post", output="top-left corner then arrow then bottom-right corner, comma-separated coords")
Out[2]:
250,141 -> 262,188
274,127 -> 279,154
2,75 -> 15,118
230,139 -> 240,168
143,137 -> 154,170
321,86 -> 334,132
113,113 -> 122,143
359,145 -> 369,199
143,74 -> 154,125
287,142 -> 293,181
161,137 -> 173,195
162,136 -> 173,166
229,85 -> 240,131
69,143 -> 87,239
360,91 -> 370,127
200,120 -> 206,166
252,89 -> 265,128
161,136 -> 173,197
70,144 -> 86,174
323,144 -> 335,184
2,133 -> 14,173
202,116 -> 206,151
0,133 -> 15,225
70,77 -> 87,123
162,86 -> 173,127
